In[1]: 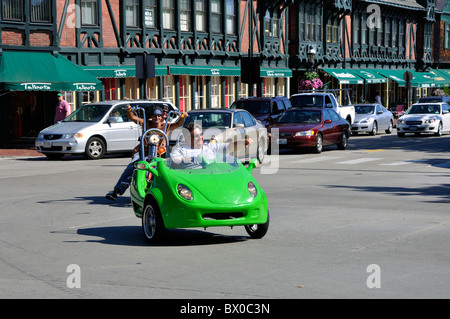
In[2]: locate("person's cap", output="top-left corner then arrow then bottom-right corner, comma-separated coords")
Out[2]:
57,93 -> 63,97
152,107 -> 163,116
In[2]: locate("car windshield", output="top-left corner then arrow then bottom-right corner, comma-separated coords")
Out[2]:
418,98 -> 442,103
183,112 -> 232,129
406,104 -> 440,115
290,95 -> 324,108
63,104 -> 112,122
355,105 -> 375,114
277,110 -> 321,124
165,154 -> 240,173
233,100 -> 270,114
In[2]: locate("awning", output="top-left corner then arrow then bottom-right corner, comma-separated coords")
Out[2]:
321,68 -> 364,84
0,51 -> 102,91
409,71 -> 435,88
168,65 -> 241,76
351,69 -> 387,84
428,69 -> 450,87
83,65 -> 167,78
260,68 -> 292,78
374,69 -> 407,87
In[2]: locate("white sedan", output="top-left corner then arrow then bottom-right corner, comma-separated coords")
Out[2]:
397,102 -> 450,137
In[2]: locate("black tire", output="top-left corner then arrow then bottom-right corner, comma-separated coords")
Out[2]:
314,133 -> 323,153
257,138 -> 265,163
434,122 -> 443,136
370,122 -> 378,136
85,137 -> 105,159
385,121 -> 393,134
337,132 -> 348,150
142,201 -> 166,243
245,212 -> 269,239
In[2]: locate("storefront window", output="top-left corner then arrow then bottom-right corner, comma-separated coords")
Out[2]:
263,78 -> 275,97
195,76 -> 206,109
210,77 -> 220,108
162,75 -> 175,104
179,75 -> 190,112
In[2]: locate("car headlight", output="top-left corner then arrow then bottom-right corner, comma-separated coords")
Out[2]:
398,119 -> 405,124
294,130 -> 314,137
248,181 -> 257,198
177,184 -> 193,201
424,119 -> 436,124
62,133 -> 83,139
149,133 -> 160,145
360,118 -> 372,124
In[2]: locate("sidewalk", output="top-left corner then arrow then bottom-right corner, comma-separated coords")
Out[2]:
0,140 -> 42,158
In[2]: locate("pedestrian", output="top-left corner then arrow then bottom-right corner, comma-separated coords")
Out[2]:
375,92 -> 382,105
55,93 -> 70,123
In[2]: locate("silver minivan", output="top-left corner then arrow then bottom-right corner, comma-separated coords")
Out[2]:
35,100 -> 177,159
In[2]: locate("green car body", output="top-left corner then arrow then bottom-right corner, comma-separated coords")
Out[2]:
130,156 -> 269,242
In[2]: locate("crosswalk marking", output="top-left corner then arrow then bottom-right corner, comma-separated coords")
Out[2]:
291,156 -> 343,164
380,160 -> 427,166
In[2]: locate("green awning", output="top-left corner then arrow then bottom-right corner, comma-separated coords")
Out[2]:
374,69 -> 407,87
409,71 -> 435,88
428,69 -> 450,87
0,51 -> 102,91
321,68 -> 364,84
351,69 -> 387,84
168,65 -> 241,76
260,68 -> 292,77
83,65 -> 167,78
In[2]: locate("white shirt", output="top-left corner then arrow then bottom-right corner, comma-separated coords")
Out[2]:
171,142 -> 228,168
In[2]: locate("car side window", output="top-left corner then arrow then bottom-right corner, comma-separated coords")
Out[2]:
110,105 -> 129,122
283,99 -> 292,110
233,112 -> 245,126
376,105 -> 383,113
276,101 -> 285,113
323,110 -> 332,122
442,103 -> 450,113
325,95 -> 333,106
328,109 -> 341,122
240,111 -> 256,127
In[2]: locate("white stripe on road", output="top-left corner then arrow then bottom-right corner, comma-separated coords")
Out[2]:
291,156 -> 343,164
380,160 -> 427,166
336,158 -> 383,165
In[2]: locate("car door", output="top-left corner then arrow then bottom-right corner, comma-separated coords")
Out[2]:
322,109 -> 336,145
240,110 -> 259,158
327,109 -> 343,144
375,104 -> 388,129
441,103 -> 450,131
231,112 -> 246,158
105,104 -> 140,151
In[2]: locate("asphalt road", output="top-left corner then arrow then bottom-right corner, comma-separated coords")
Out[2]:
1,132 -> 450,300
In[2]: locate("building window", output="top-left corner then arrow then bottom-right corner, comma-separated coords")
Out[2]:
399,20 -> 404,48
31,0 -> 51,22
264,10 -> 279,38
180,0 -> 191,32
377,17 -> 384,46
327,17 -> 339,43
144,0 -> 156,28
81,0 -> 98,26
226,0 -> 235,35
211,0 -> 222,34
354,14 -> 360,45
162,0 -> 174,30
2,0 -> 24,21
362,14 -> 367,45
385,18 -> 391,47
125,0 -> 139,27
445,23 -> 450,49
392,19 -> 397,48
299,5 -> 304,41
195,0 -> 206,32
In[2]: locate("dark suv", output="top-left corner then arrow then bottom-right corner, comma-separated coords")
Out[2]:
417,96 -> 450,104
230,96 -> 292,127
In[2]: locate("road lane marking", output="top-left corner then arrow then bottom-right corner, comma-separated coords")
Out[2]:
337,158 -> 383,165
291,156 -> 343,164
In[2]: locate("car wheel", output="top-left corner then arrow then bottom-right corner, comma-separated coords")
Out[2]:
370,122 -> 378,136
434,122 -> 443,136
257,138 -> 265,163
245,212 -> 269,239
85,137 -> 105,159
314,133 -> 323,153
385,121 -> 393,134
142,201 -> 166,243
337,132 -> 348,150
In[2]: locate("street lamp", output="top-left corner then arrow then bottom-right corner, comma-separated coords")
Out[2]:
307,44 -> 316,72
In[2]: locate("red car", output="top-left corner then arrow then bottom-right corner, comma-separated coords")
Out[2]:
267,108 -> 350,153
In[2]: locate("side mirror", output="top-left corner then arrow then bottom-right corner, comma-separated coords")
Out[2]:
235,123 -> 245,128
247,158 -> 259,173
325,103 -> 333,108
324,119 -> 332,124
107,116 -> 118,123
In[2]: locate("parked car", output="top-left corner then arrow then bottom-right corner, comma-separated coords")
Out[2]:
351,104 -> 394,135
267,108 -> 350,154
230,96 -> 292,127
397,102 -> 450,137
170,108 -> 268,163
35,100 -> 177,159
417,96 -> 450,104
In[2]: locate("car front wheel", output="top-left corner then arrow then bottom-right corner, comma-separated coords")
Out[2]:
142,201 -> 166,243
85,137 -> 105,159
245,212 -> 269,239
434,122 -> 443,136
